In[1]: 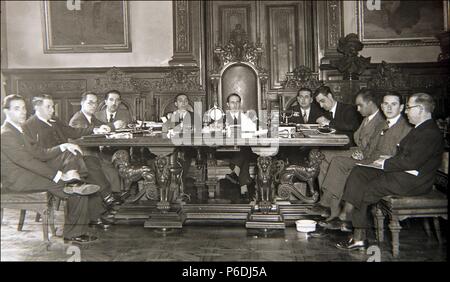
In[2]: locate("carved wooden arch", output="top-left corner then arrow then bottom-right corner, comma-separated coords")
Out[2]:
160,94 -> 195,117
214,61 -> 262,112
92,67 -> 144,120
280,65 -> 324,109
209,31 -> 268,112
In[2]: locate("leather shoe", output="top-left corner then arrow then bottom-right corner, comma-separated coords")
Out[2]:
336,238 -> 368,251
226,172 -> 240,185
64,234 -> 98,243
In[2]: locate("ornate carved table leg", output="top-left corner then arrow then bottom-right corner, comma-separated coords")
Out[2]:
246,147 -> 285,230
205,151 -> 219,199
276,149 -> 323,204
144,148 -> 185,230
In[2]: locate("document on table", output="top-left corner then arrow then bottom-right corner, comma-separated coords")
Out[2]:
355,162 -> 419,176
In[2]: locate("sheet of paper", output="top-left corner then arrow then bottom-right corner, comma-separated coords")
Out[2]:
356,163 -> 419,176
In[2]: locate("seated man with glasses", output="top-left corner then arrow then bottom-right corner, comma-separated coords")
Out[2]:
336,93 -> 444,251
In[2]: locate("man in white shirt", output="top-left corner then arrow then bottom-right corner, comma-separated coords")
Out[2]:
222,93 -> 257,201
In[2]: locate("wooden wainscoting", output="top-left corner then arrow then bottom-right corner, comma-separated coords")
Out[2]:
2,66 -> 207,123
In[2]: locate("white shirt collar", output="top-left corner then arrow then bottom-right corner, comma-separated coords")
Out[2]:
6,120 -> 23,133
387,114 -> 401,128
36,113 -> 52,127
81,110 -> 92,124
367,110 -> 379,122
329,102 -> 337,118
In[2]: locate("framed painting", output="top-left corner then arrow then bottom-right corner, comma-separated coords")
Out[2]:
42,0 -> 131,53
357,0 -> 448,46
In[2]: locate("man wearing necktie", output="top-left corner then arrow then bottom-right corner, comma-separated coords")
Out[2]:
94,90 -> 132,130
281,88 -> 326,164
70,92 -> 125,201
289,88 -> 325,125
336,93 -> 444,251
221,93 -> 256,201
164,93 -> 197,190
315,92 -> 411,231
314,86 -> 361,146
310,88 -> 383,217
1,95 -> 109,243
23,94 -> 122,212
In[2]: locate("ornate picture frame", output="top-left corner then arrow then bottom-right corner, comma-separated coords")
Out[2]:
357,0 -> 448,46
42,0 -> 131,53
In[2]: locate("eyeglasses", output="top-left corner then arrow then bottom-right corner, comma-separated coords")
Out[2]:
405,105 -> 421,110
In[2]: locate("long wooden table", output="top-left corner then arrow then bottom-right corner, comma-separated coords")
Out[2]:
76,132 -> 349,230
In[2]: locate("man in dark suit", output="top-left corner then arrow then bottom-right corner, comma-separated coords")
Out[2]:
318,92 -> 411,228
314,85 -> 361,146
69,92 -> 123,197
1,94 -> 108,243
336,93 -> 444,250
280,87 -> 326,164
289,87 -> 326,125
22,94 -> 121,210
163,93 -> 199,194
94,89 -> 132,130
311,88 -> 382,217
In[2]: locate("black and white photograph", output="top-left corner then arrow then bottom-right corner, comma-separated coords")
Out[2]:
0,0 -> 448,270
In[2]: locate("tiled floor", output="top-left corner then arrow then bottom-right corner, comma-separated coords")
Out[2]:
1,207 -> 446,261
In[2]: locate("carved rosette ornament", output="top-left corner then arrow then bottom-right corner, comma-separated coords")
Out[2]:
93,67 -> 138,93
281,65 -> 323,91
209,24 -> 268,109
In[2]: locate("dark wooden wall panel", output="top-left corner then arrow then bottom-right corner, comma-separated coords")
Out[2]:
268,6 -> 297,88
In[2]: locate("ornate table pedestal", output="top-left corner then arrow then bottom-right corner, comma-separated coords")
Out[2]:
245,147 -> 286,230
143,147 -> 185,230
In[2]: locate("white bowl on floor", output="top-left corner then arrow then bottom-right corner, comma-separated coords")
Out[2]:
296,220 -> 316,233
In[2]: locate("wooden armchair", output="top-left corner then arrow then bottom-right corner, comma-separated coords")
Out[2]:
372,171 -> 448,257
1,190 -> 56,244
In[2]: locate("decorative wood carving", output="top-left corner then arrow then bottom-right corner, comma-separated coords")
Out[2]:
17,79 -> 87,95
281,65 -> 323,91
367,61 -> 409,90
169,0 -> 197,66
213,24 -> 265,70
133,69 -> 202,93
92,67 -> 138,94
326,1 -> 342,50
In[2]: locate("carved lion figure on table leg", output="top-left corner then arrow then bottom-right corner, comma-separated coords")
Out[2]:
277,149 -> 325,203
112,150 -> 158,202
